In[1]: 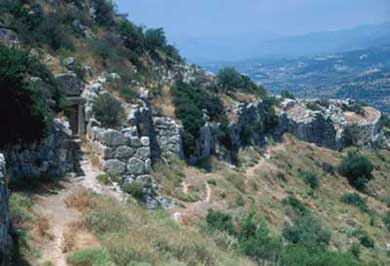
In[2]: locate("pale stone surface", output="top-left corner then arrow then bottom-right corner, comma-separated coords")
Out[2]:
97,129 -> 127,147
104,159 -> 126,176
144,159 -> 152,173
114,146 -> 135,160
127,158 -> 145,175
129,136 -> 143,148
135,147 -> 151,161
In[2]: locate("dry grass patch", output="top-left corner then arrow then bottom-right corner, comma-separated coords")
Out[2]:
34,213 -> 53,240
71,190 -> 254,266
65,188 -> 97,212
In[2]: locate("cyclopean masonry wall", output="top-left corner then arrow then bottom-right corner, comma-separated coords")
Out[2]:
0,154 -> 12,266
128,96 -> 185,161
4,119 -> 80,180
152,117 -> 184,160
88,126 -> 166,208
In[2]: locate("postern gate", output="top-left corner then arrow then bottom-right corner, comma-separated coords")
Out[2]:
56,73 -> 86,137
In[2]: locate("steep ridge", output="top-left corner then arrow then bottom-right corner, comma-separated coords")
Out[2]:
0,1 -> 389,266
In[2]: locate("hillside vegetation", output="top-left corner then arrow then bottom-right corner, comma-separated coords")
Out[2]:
0,1 -> 389,266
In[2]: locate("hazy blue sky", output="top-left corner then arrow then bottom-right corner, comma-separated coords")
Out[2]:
116,0 -> 389,42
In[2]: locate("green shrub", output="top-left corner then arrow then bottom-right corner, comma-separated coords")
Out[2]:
306,102 -> 321,111
239,220 -> 282,262
89,38 -> 119,62
384,196 -> 390,207
118,20 -> 145,56
0,44 -> 63,146
216,67 -> 267,97
92,0 -> 115,27
282,196 -> 309,216
93,93 -> 124,128
359,232 -> 375,248
350,243 -> 361,259
119,86 -> 138,103
207,178 -> 217,186
383,211 -> 390,232
282,214 -> 331,249
280,245 -> 361,266
176,191 -> 200,203
206,210 -> 236,236
101,234 -> 141,266
83,208 -> 128,234
145,28 -> 167,53
280,90 -> 295,99
42,261 -> 54,266
3,2 -> 74,50
301,171 -> 320,190
9,193 -> 34,227
172,82 -> 225,157
96,173 -> 110,185
338,152 -> 374,191
341,193 -> 369,213
67,248 -> 109,266
122,181 -> 145,200
127,262 -> 152,266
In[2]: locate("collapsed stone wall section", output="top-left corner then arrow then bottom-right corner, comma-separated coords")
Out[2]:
277,98 -> 387,150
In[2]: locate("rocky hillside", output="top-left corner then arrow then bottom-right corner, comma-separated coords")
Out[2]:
0,1 -> 390,266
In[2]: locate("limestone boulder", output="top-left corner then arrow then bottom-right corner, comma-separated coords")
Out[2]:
97,129 -> 127,147
114,146 -> 135,160
103,159 -> 126,176
135,147 -> 151,161
55,72 -> 82,97
127,158 -> 145,175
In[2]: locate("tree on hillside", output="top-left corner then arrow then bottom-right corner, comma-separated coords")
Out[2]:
118,20 -> 145,55
338,151 -> 374,191
0,44 -> 63,146
216,67 -> 267,97
216,67 -> 243,94
93,0 -> 115,27
145,28 -> 167,52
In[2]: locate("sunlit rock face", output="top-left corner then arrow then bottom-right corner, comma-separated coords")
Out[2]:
277,98 -> 385,150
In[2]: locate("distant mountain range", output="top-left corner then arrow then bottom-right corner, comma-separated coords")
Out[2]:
180,22 -> 390,63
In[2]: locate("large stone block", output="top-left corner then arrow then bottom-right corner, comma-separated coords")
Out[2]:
135,147 -> 151,161
129,136 -> 143,148
114,146 -> 135,160
127,157 -> 145,175
103,159 -> 126,176
97,129 -> 127,147
55,72 -> 82,97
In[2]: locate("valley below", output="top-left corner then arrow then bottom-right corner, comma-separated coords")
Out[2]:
203,45 -> 390,112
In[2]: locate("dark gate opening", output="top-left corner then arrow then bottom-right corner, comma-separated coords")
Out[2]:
68,105 -> 79,136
